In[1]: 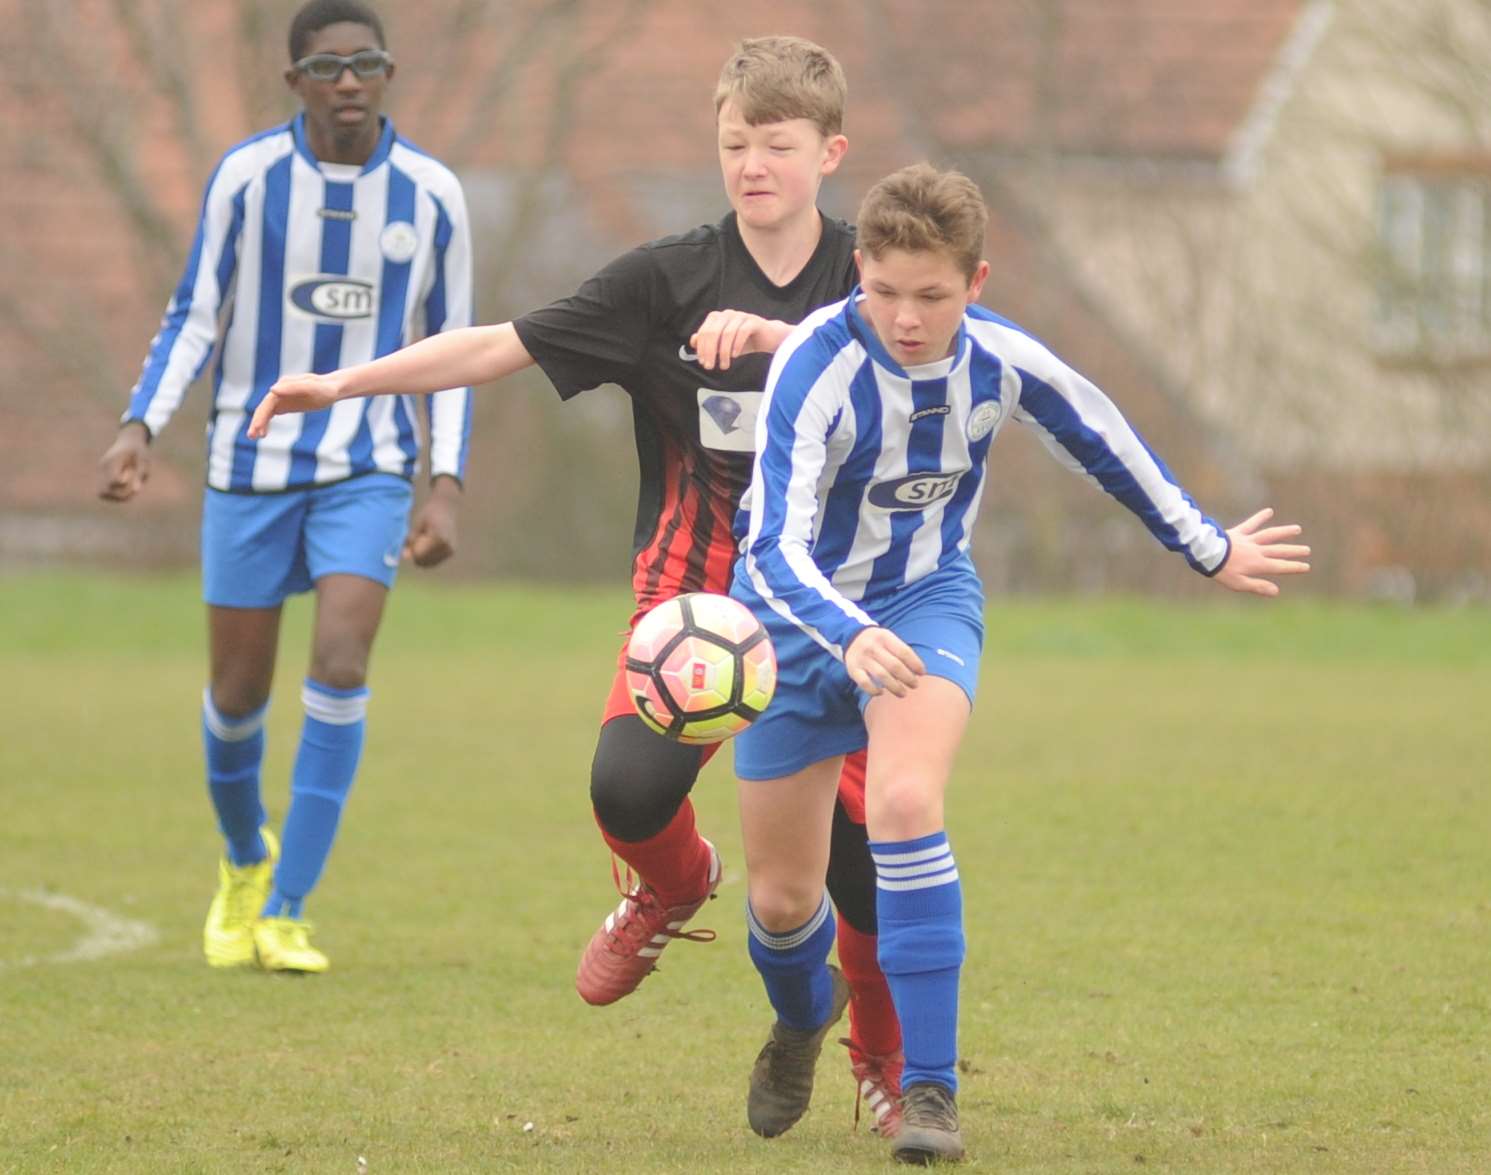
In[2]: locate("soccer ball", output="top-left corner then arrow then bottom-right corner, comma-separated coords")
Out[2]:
625,592 -> 776,745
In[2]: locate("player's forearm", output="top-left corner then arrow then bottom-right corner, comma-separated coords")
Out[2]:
744,534 -> 871,659
335,323 -> 533,399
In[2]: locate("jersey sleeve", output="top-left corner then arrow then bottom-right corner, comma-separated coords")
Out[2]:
123,153 -> 246,437
742,330 -> 875,659
421,179 -> 474,483
511,246 -> 657,399
1008,340 -> 1231,575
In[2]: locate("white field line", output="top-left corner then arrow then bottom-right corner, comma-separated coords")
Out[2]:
0,888 -> 160,969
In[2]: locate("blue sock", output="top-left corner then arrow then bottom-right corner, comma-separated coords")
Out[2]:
873,830 -> 965,1094
264,679 -> 368,919
201,689 -> 268,867
746,892 -> 836,1031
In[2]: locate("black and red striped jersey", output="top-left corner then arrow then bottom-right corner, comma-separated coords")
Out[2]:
513,211 -> 857,616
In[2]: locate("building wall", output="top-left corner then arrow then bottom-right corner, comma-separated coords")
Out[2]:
1002,0 -> 1491,472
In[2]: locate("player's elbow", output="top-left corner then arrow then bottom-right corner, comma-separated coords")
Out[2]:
481,322 -> 533,381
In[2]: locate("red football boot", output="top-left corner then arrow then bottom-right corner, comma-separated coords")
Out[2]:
575,840 -> 722,1006
844,1038 -> 905,1138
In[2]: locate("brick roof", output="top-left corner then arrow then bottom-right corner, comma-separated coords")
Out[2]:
388,0 -> 1310,173
878,0 -> 1311,161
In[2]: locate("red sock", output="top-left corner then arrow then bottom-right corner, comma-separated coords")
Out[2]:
597,799 -> 713,908
837,911 -> 902,1058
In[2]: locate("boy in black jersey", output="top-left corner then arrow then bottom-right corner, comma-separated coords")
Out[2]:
250,36 -> 905,1135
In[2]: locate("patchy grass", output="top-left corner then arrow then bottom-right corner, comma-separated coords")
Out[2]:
2,573 -> 1487,1172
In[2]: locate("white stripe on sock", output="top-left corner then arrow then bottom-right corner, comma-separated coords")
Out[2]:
747,892 -> 830,951
874,852 -> 955,880
301,683 -> 368,726
876,866 -> 960,892
870,843 -> 950,866
201,688 -> 265,742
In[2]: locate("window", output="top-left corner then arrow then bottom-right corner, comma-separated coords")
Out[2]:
1376,162 -> 1491,361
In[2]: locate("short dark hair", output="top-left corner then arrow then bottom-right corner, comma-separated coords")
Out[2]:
288,0 -> 385,61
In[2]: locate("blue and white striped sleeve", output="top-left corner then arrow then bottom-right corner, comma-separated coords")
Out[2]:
421,177 -> 473,484
744,329 -> 875,659
123,152 -> 246,438
998,325 -> 1230,575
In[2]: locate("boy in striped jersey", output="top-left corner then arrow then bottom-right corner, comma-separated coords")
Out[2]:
96,0 -> 472,974
250,36 -> 905,1132
731,164 -> 1311,1162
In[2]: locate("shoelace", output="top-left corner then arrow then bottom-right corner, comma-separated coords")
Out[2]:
761,1022 -> 822,1094
901,1084 -> 958,1132
839,1037 -> 903,1133
604,856 -> 717,954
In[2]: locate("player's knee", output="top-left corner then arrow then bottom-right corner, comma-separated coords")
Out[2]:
588,755 -> 683,842
868,776 -> 941,838
747,880 -> 824,935
309,646 -> 370,691
588,717 -> 699,842
208,680 -> 270,718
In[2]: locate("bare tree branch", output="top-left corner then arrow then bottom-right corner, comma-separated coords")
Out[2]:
445,0 -> 585,165
110,0 -> 214,178
34,2 -> 183,287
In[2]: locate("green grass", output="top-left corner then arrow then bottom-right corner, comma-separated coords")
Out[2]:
1,572 -> 1487,1173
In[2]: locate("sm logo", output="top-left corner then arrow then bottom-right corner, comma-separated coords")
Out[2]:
288,276 -> 376,322
866,471 -> 963,511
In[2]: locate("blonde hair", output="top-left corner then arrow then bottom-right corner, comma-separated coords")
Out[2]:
856,163 -> 988,279
714,36 -> 846,137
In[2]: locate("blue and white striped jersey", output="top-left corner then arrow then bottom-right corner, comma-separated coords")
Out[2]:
741,293 -> 1231,659
124,113 -> 472,492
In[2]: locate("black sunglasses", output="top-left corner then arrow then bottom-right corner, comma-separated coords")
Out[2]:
292,49 -> 393,82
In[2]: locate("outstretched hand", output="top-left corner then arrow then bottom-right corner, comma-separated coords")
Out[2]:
845,625 -> 925,698
689,311 -> 793,371
247,373 -> 343,439
1215,508 -> 1311,597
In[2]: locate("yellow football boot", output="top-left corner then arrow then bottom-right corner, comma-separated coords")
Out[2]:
253,916 -> 330,974
203,827 -> 279,968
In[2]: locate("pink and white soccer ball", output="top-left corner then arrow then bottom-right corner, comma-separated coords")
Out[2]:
625,592 -> 777,745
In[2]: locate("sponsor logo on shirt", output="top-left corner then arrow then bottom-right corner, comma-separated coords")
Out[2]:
287,276 -> 376,321
379,221 -> 419,264
866,471 -> 963,510
317,207 -> 357,222
697,389 -> 761,454
967,399 -> 1002,441
910,404 -> 950,422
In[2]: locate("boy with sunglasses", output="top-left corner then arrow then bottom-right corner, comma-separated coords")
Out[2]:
248,35 -> 908,1135
97,0 -> 471,974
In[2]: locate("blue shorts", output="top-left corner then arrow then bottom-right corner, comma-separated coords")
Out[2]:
201,474 -> 413,608
731,557 -> 984,781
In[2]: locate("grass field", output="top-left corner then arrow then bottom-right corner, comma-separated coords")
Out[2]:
2,572 -> 1487,1173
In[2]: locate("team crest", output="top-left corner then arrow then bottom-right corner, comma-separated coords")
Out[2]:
967,400 -> 1002,441
379,221 -> 419,263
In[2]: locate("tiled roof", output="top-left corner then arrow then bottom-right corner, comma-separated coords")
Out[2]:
391,0 -> 1310,172
878,0 -> 1311,160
